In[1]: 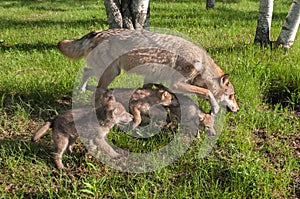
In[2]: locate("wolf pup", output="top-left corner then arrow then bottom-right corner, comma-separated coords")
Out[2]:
58,29 -> 239,114
103,84 -> 215,137
145,83 -> 216,136
168,94 -> 216,137
32,94 -> 133,169
115,84 -> 173,129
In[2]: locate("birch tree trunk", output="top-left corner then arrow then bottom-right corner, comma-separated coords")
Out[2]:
104,0 -> 150,30
276,0 -> 300,48
121,0 -> 134,29
254,0 -> 274,47
104,0 -> 123,29
131,0 -> 150,30
206,0 -> 215,9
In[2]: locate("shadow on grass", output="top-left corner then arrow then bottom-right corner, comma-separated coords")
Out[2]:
152,4 -> 289,25
0,0 -> 98,9
206,43 -> 251,55
0,90 -> 72,121
0,139 -> 53,166
0,42 -> 58,52
264,79 -> 300,111
0,18 -> 107,30
0,138 -> 87,169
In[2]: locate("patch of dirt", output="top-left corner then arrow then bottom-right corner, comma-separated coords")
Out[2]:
264,80 -> 300,112
252,126 -> 300,199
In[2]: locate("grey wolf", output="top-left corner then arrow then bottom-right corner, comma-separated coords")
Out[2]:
31,93 -> 133,169
58,29 -> 239,114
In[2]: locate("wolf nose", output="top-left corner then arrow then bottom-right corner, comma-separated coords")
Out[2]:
227,106 -> 239,113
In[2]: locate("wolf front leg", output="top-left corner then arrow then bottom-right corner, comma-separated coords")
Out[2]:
79,68 -> 94,92
94,62 -> 122,107
93,137 -> 122,159
171,82 -> 220,115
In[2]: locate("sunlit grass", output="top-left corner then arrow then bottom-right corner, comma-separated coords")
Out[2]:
0,0 -> 299,198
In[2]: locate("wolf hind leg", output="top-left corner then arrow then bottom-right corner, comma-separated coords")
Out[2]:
53,132 -> 69,169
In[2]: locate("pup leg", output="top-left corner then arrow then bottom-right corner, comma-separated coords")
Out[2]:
66,136 -> 77,154
94,137 -> 121,158
53,131 -> 69,169
130,107 -> 142,129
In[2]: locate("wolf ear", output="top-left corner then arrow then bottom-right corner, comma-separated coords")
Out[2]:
220,74 -> 230,87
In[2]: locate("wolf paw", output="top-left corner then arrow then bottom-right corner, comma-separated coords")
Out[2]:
210,104 -> 220,115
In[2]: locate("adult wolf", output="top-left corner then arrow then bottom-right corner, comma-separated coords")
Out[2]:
58,29 -> 239,114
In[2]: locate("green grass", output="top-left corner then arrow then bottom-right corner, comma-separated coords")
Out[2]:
0,0 -> 299,198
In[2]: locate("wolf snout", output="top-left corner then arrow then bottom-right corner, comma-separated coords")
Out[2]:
207,128 -> 216,136
227,105 -> 239,113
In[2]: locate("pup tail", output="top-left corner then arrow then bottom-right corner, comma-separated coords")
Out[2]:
31,121 -> 52,142
57,30 -> 102,59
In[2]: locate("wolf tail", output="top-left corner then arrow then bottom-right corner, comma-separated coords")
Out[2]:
31,121 -> 52,142
58,29 -> 128,59
57,31 -> 102,59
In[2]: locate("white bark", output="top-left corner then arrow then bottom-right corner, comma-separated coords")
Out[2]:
254,0 -> 274,46
104,0 -> 150,30
131,0 -> 150,30
276,0 -> 300,48
104,0 -> 123,29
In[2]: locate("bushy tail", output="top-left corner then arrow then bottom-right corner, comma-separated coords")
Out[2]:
58,30 -> 104,59
58,39 -> 88,59
58,29 -> 127,59
31,121 -> 52,142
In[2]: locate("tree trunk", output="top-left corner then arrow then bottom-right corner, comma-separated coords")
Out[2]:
104,0 -> 150,30
254,0 -> 274,47
276,0 -> 300,48
131,0 -> 150,30
104,0 -> 123,29
206,0 -> 215,9
121,0 -> 134,29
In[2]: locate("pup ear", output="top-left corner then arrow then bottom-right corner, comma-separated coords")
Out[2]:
220,74 -> 230,87
198,113 -> 205,121
106,94 -> 117,107
107,95 -> 116,102
159,90 -> 169,100
112,107 -> 119,116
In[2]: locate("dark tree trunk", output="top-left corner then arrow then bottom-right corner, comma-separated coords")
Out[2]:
254,0 -> 274,47
206,0 -> 215,9
121,0 -> 134,29
104,0 -> 123,29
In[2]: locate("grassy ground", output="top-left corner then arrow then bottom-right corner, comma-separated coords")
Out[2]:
0,0 -> 299,198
